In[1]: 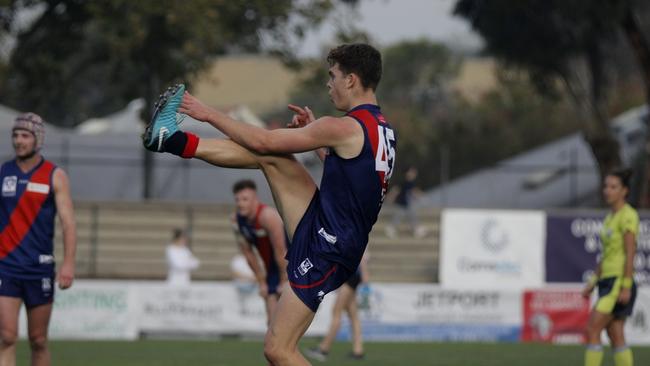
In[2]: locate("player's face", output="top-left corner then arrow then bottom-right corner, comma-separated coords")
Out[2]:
603,175 -> 627,206
234,188 -> 258,217
327,63 -> 351,111
12,129 -> 38,159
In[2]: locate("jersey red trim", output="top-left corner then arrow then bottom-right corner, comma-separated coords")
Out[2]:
347,109 -> 389,192
348,109 -> 379,157
0,161 -> 55,259
289,265 -> 338,289
253,203 -> 266,229
249,203 -> 273,268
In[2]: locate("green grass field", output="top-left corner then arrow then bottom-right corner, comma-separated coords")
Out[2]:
13,339 -> 650,365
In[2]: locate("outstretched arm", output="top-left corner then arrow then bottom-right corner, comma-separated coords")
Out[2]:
179,92 -> 361,156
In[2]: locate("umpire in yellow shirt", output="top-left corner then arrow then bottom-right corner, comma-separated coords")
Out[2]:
583,168 -> 638,366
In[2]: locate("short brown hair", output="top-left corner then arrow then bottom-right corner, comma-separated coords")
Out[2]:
608,168 -> 633,190
172,228 -> 185,240
327,43 -> 382,91
232,179 -> 257,194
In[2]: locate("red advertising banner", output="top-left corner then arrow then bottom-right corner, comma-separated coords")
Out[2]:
522,289 -> 590,343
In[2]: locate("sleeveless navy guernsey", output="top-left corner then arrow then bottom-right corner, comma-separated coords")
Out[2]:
0,158 -> 57,279
316,104 -> 396,270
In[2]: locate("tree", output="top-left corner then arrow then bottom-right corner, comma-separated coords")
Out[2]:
620,1 -> 650,205
0,0 -> 359,126
454,0 -> 650,196
0,0 -> 357,198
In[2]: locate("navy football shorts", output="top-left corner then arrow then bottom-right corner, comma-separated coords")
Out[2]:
0,274 -> 55,308
287,192 -> 353,312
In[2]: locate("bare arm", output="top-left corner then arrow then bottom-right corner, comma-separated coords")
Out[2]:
179,92 -> 363,156
259,207 -> 288,282
237,238 -> 270,298
230,215 -> 266,286
238,240 -> 264,283
53,168 -> 76,290
622,231 -> 636,281
616,231 -> 637,304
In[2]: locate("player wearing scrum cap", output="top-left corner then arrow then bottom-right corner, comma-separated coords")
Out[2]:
0,113 -> 77,366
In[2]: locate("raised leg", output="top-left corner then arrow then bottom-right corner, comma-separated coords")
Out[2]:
194,138 -> 259,169
173,136 -> 321,364
193,137 -> 317,239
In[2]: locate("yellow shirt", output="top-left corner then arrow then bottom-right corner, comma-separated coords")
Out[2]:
599,203 -> 639,278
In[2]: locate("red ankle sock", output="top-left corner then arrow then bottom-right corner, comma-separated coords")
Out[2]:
181,132 -> 199,158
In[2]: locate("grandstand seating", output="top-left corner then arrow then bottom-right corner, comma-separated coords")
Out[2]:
54,202 -> 439,282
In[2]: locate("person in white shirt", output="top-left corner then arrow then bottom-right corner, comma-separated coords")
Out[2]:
230,253 -> 256,283
165,228 -> 199,285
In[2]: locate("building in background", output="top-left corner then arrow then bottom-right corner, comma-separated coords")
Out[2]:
422,105 -> 649,209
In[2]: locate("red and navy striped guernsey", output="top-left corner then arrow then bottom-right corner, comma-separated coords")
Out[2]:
0,158 -> 57,279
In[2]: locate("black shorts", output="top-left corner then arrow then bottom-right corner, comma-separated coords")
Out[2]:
346,269 -> 362,290
287,193 -> 353,312
596,277 -> 637,318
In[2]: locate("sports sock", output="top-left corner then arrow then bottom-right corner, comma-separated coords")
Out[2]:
163,131 -> 199,158
614,346 -> 633,366
585,345 -> 603,366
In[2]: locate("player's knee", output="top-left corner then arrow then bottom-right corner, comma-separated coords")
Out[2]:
347,310 -> 359,322
0,330 -> 17,348
331,306 -> 343,318
585,322 -> 602,340
257,156 -> 279,170
28,334 -> 48,352
607,328 -> 625,347
257,154 -> 296,169
263,334 -> 288,364
263,339 -> 279,363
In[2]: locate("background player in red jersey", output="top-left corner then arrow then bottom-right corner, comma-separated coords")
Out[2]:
0,113 -> 77,366
231,179 -> 288,325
